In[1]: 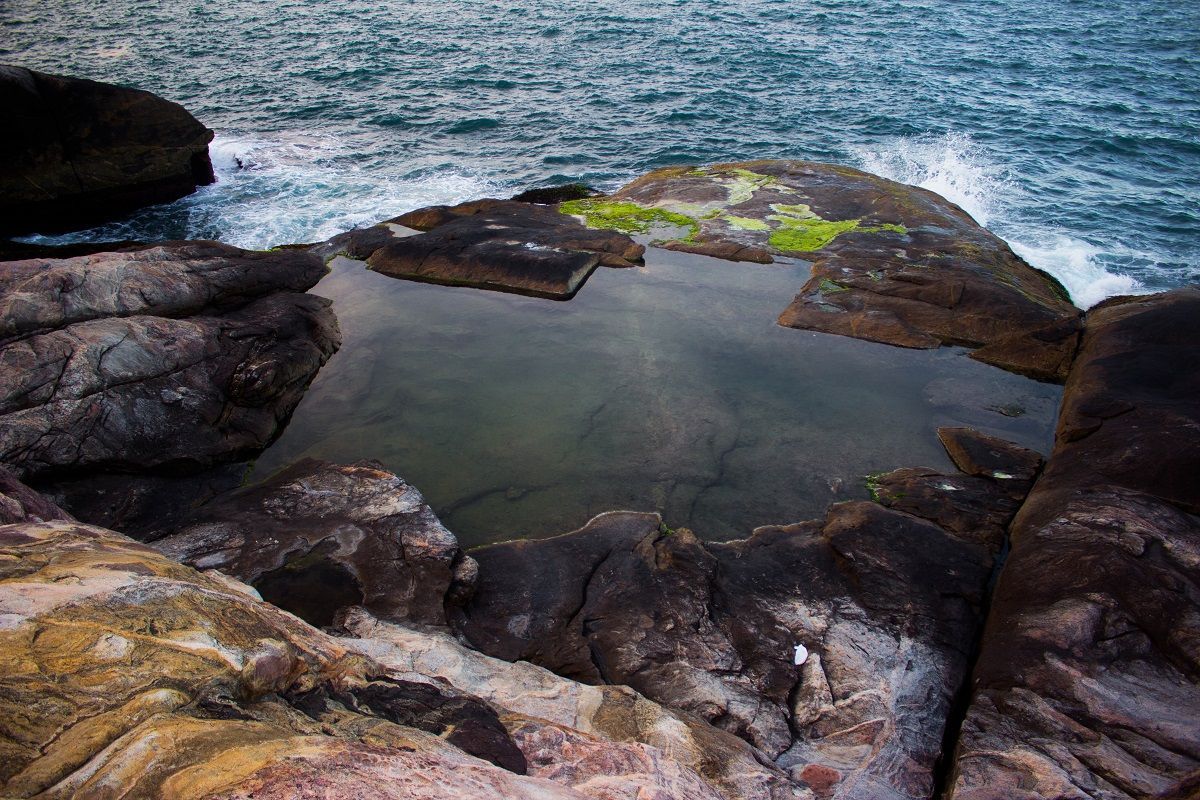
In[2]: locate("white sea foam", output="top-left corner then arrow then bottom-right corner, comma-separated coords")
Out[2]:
852,133 -> 1146,309
202,133 -> 507,249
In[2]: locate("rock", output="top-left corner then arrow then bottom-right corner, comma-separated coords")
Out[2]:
946,289 -> 1200,799
151,459 -> 477,629
340,608 -> 803,800
0,242 -> 339,484
0,466 -> 72,525
511,183 -> 602,204
455,497 -> 1009,799
562,161 -> 1081,380
935,426 -> 1044,483
0,66 -> 214,236
321,199 -> 644,299
0,519 -> 799,799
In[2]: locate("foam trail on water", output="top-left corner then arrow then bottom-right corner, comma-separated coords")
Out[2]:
852,133 -> 1144,309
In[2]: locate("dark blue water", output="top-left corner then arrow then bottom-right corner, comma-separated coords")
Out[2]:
4,0 -> 1198,306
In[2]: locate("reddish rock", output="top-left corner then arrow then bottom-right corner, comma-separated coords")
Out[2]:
0,467 -> 72,525
946,289 -> 1200,800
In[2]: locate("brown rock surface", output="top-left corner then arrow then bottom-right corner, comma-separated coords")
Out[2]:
151,459 -> 478,628
946,288 -> 1200,799
570,161 -> 1081,380
0,66 -> 214,236
0,466 -> 72,525
0,242 -> 338,484
0,519 -> 804,799
454,490 -> 1024,799
322,199 -> 644,299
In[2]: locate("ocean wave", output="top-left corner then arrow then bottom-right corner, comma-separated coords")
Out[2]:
852,132 -> 1146,309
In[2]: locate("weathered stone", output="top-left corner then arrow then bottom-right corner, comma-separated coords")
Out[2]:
567,161 -> 1081,380
455,499 -> 1005,799
151,459 -> 477,628
0,240 -> 328,343
0,242 -> 338,485
946,289 -> 1200,800
0,466 -> 72,525
0,66 -> 214,236
0,520 -> 800,799
935,426 -> 1044,483
322,199 -> 644,299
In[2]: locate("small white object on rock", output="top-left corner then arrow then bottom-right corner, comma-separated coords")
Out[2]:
793,643 -> 809,666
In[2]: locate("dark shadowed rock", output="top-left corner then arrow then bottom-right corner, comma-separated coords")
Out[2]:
0,467 -> 72,525
946,288 -> 1200,800
151,459 -> 477,629
564,161 -> 1081,380
320,199 -> 644,299
510,183 -> 601,204
456,490 -> 1024,799
0,66 -> 214,236
935,426 -> 1044,483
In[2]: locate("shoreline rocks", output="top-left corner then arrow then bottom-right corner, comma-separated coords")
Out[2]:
945,288 -> 1200,800
0,66 -> 214,236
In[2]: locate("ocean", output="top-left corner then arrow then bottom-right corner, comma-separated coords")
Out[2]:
3,0 -> 1198,306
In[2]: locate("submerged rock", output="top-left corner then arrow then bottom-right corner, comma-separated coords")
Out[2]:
0,242 -> 339,527
151,459 -> 477,629
561,161 -> 1081,380
320,199 -> 644,299
0,518 -> 805,799
0,66 -> 214,236
946,288 -> 1200,800
455,428 -> 1040,800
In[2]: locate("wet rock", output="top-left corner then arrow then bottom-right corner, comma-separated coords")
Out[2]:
0,520 -> 796,799
511,183 -> 601,204
151,459 -> 477,628
322,199 -> 644,299
566,161 -> 1081,380
0,66 -> 214,236
0,242 -> 339,483
946,288 -> 1200,800
935,426 -> 1044,483
455,496 -> 1010,799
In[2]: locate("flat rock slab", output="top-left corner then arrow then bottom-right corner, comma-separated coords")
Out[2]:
562,161 -> 1081,380
151,458 -> 477,628
946,288 -> 1200,800
455,457 -> 1034,800
0,67 -> 214,236
323,199 -> 644,299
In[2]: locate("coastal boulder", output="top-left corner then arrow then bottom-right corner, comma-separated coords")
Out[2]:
0,242 -> 338,523
946,289 -> 1200,800
151,459 -> 478,629
561,161 -> 1081,380
320,199 -> 644,299
0,66 -> 214,236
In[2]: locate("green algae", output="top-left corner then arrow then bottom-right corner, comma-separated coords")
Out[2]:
722,214 -> 771,231
769,217 -> 862,252
818,278 -> 850,294
560,199 -> 700,241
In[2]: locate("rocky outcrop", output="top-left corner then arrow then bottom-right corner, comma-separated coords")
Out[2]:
455,429 -> 1043,800
151,459 -> 477,628
560,161 -> 1081,380
946,289 -> 1200,799
320,199 -> 644,299
0,66 -> 214,236
0,242 -> 338,489
0,518 -> 812,799
0,466 -> 72,525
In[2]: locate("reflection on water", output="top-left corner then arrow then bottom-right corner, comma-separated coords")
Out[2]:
255,248 -> 1061,547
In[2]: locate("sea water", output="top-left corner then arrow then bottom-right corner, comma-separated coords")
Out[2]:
4,0 -> 1197,306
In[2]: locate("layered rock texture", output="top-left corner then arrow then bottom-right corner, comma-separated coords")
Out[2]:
0,241 -> 339,521
320,199 -> 644,299
560,161 -> 1082,380
0,66 -> 214,236
946,288 -> 1200,799
455,428 -> 1044,800
150,459 -> 477,628
0,518 -> 810,800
